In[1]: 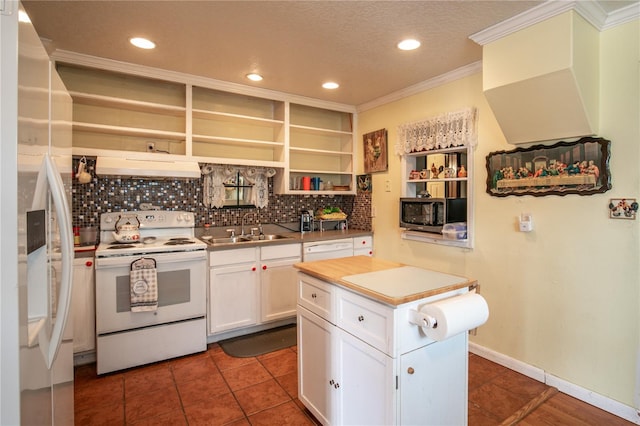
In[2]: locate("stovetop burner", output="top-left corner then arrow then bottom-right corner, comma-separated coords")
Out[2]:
164,240 -> 196,246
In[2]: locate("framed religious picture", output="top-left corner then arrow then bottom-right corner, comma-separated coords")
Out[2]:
363,129 -> 388,173
485,137 -> 611,197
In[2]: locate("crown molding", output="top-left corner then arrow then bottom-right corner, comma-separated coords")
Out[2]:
470,0 -> 640,46
357,61 -> 482,113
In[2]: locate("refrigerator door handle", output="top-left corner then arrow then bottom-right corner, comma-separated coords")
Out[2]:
42,154 -> 73,369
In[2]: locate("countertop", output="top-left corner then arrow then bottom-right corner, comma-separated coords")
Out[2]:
294,256 -> 476,306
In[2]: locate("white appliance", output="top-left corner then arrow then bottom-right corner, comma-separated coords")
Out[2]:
94,210 -> 207,374
303,239 -> 354,261
1,3 -> 75,424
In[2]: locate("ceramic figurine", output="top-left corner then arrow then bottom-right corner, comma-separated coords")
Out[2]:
457,165 -> 467,178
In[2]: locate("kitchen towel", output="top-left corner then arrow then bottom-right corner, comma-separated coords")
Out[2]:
418,292 -> 488,341
130,264 -> 158,312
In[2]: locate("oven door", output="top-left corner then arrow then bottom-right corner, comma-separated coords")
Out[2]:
95,250 -> 207,335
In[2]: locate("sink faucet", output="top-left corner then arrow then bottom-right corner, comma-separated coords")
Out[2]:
241,212 -> 257,236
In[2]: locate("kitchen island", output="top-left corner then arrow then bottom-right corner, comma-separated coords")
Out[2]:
294,256 -> 481,426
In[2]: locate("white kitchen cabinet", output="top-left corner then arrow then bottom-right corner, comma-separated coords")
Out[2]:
209,243 -> 301,336
353,235 -> 373,257
71,256 -> 95,353
209,247 -> 260,334
297,271 -> 468,425
260,243 -> 301,322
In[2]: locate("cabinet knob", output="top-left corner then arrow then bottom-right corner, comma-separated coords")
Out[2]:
262,265 -> 267,270
251,266 -> 256,271
334,382 -> 340,389
368,250 -> 372,255
85,260 -> 93,267
311,293 -> 317,299
358,315 -> 364,322
407,367 -> 415,375
329,379 -> 334,386
361,240 -> 366,245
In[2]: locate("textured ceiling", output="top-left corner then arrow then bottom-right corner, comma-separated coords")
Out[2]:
19,1 -> 632,106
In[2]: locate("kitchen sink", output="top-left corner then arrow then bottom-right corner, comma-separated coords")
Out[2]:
242,234 -> 290,241
201,234 -> 291,246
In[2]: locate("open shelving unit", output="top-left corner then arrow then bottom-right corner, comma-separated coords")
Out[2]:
57,59 -> 357,194
401,145 -> 474,248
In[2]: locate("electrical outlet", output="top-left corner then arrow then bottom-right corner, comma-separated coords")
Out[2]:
385,180 -> 391,192
146,142 -> 155,152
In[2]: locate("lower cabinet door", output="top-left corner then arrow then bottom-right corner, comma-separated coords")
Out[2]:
209,262 -> 259,334
334,327 -> 395,426
72,257 -> 95,353
399,332 -> 467,425
297,307 -> 332,425
261,257 -> 299,322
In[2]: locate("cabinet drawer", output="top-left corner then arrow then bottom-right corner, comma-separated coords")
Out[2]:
209,247 -> 257,267
261,243 -> 301,260
337,288 -> 393,355
297,273 -> 335,323
353,235 -> 372,248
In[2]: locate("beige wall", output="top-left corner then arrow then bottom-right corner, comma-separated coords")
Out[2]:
357,19 -> 639,407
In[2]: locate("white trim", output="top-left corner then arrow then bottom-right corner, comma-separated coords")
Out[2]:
470,0 -> 640,46
469,1 -> 578,46
357,61 -> 482,113
470,342 -> 640,424
601,1 -> 640,30
51,50 -> 356,114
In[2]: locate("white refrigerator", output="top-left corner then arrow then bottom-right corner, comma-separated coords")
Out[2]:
1,2 -> 75,424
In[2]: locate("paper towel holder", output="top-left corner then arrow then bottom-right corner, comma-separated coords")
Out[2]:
408,281 -> 483,335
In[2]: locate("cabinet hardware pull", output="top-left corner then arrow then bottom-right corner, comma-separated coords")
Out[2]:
358,315 -> 364,322
85,261 -> 93,267
329,379 -> 334,385
407,367 -> 415,374
262,265 -> 267,270
334,382 -> 340,389
311,293 -> 317,299
251,266 -> 256,271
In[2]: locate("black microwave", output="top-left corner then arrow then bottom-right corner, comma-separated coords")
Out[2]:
399,197 -> 467,233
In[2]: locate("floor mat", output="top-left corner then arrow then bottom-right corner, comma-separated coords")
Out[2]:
218,324 -> 297,358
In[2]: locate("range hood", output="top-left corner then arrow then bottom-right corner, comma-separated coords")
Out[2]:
95,157 -> 201,179
475,11 -> 599,144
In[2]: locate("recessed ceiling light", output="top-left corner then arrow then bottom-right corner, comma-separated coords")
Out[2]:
129,37 -> 156,50
322,82 -> 339,90
246,73 -> 263,82
397,39 -> 421,51
18,10 -> 31,23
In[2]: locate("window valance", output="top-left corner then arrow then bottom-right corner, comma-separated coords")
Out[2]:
395,107 -> 477,155
201,164 -> 276,209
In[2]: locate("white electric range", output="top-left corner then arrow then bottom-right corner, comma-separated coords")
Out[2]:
94,210 -> 208,374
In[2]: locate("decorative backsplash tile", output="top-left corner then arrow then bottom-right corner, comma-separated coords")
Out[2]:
72,157 -> 371,232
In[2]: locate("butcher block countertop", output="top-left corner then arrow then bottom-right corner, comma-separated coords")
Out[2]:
294,256 -> 476,306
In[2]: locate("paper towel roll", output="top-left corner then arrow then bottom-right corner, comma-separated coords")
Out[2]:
420,292 -> 489,341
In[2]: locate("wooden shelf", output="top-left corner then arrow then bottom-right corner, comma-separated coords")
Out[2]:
69,91 -> 186,116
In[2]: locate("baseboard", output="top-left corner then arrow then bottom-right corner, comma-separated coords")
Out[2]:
73,350 -> 96,366
469,342 -> 640,425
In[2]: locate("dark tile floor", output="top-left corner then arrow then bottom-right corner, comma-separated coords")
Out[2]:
74,346 -> 634,425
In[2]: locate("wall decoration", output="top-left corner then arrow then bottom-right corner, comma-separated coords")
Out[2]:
609,198 -> 638,219
485,137 -> 611,197
357,174 -> 371,192
364,128 -> 388,173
